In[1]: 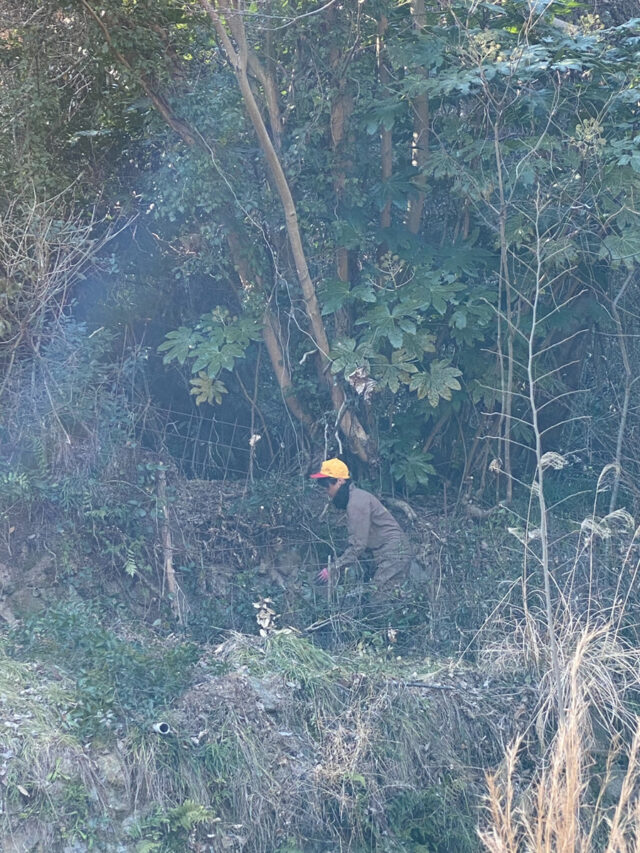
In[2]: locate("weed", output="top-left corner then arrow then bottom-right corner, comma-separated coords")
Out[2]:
0,641 -> 102,846
387,786 -> 477,853
127,799 -> 217,852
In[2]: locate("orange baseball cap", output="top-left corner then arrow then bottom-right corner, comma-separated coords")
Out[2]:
309,458 -> 350,479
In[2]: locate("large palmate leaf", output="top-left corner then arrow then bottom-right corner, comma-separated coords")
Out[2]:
329,338 -> 368,377
158,327 -> 204,365
159,308 -> 261,380
374,348 -> 419,393
189,372 -> 227,406
410,360 -> 463,407
391,449 -> 436,491
319,278 -> 351,315
601,230 -> 640,269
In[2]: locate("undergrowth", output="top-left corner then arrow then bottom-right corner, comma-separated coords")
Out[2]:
0,642 -> 97,847
127,799 -> 217,852
0,612 -> 490,852
480,621 -> 640,852
126,630 -> 486,852
9,599 -> 198,739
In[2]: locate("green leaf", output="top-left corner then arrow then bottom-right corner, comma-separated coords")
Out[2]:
601,231 -> 640,269
219,342 -> 244,370
398,318 -> 417,335
403,331 -> 437,358
329,338 -> 366,376
320,278 -> 351,315
158,327 -> 203,365
386,322 -> 404,349
355,303 -> 407,349
189,372 -> 228,406
191,340 -> 224,375
357,303 -> 391,324
161,309 -> 257,380
344,772 -> 366,787
410,360 -> 462,407
375,349 -> 419,392
351,282 -> 377,303
451,310 -> 467,330
363,98 -> 403,134
391,449 -> 436,491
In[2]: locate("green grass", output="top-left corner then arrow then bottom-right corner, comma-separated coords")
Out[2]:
10,599 -> 198,738
0,642 -> 98,846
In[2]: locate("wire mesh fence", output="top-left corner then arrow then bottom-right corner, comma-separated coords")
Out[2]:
135,399 -> 309,483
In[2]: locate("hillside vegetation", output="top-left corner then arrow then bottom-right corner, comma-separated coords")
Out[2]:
1,0 -> 640,850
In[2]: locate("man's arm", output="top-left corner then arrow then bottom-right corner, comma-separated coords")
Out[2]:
334,491 -> 371,570
317,491 -> 372,584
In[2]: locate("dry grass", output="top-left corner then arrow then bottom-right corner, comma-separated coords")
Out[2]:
119,630 -> 520,851
480,622 -> 640,853
480,613 -> 640,743
478,473 -> 640,852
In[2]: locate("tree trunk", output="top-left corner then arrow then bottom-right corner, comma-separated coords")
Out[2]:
493,118 -> 514,503
406,0 -> 429,236
201,0 -> 370,461
378,16 -> 392,233
330,24 -> 354,340
224,226 -> 314,429
157,466 -> 183,624
609,271 -> 634,514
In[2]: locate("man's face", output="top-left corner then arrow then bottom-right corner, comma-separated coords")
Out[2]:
326,478 -> 346,499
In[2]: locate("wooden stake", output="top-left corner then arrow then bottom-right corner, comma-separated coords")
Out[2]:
157,466 -> 182,624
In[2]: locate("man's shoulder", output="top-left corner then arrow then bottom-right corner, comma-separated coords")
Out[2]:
349,485 -> 369,497
348,486 -> 379,507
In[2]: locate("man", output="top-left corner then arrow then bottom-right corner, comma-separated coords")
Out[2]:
310,458 -> 413,600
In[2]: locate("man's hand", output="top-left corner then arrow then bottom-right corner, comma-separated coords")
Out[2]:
316,567 -> 330,584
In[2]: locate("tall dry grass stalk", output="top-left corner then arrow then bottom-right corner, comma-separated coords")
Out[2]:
480,623 -> 640,853
481,614 -> 640,742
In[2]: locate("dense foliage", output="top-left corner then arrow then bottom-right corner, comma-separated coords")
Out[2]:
0,0 -> 637,500
2,3 -> 640,850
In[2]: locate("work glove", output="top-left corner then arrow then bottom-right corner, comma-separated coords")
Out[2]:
316,567 -> 330,584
